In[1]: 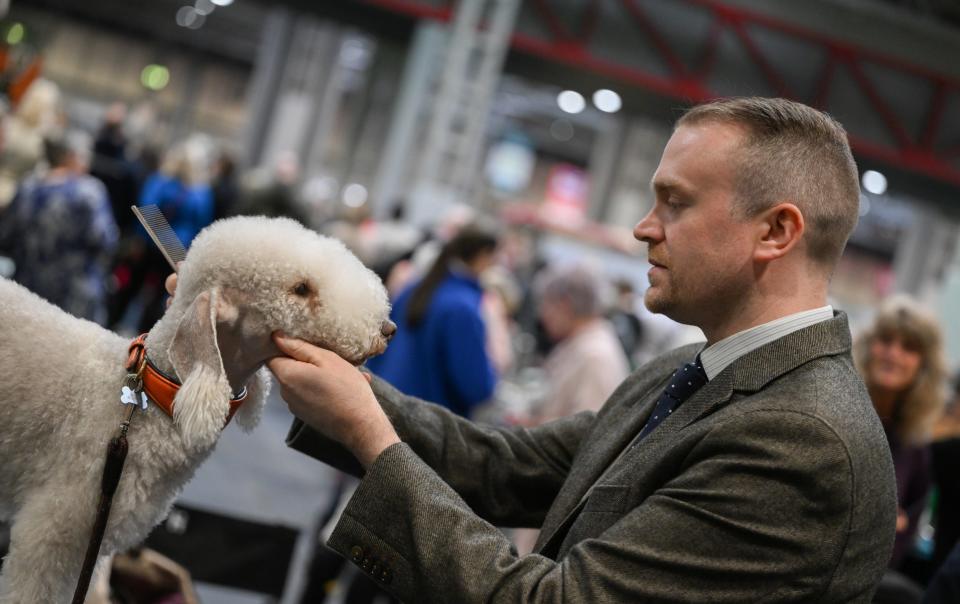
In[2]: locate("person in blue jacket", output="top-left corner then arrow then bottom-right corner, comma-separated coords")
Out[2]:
366,224 -> 499,418
108,143 -> 213,332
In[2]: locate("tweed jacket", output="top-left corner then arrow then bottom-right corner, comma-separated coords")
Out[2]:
287,312 -> 897,603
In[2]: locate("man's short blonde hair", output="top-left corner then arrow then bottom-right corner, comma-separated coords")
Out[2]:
679,97 -> 860,271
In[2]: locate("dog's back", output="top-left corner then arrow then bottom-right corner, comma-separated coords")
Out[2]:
0,277 -> 127,515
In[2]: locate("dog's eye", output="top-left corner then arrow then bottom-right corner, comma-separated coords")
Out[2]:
292,281 -> 311,297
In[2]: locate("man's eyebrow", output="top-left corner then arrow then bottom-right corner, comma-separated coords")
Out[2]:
651,179 -> 685,195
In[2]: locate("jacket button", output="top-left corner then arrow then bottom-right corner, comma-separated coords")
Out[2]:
350,546 -> 363,563
371,562 -> 382,575
361,557 -> 372,571
380,568 -> 392,584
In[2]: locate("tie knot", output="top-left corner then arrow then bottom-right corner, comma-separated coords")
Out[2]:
664,359 -> 707,404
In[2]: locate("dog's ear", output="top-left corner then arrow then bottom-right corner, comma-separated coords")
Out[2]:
168,287 -> 234,449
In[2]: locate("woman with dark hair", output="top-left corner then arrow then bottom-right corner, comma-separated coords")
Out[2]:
854,296 -> 948,571
365,224 -> 500,417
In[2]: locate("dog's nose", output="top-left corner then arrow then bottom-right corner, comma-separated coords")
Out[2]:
381,320 -> 397,339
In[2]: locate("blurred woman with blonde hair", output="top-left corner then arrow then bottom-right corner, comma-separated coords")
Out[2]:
0,78 -> 63,207
854,295 -> 948,570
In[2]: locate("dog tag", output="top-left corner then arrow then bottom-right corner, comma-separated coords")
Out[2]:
120,385 -> 148,410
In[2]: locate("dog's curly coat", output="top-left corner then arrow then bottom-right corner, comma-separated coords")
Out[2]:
0,216 -> 392,603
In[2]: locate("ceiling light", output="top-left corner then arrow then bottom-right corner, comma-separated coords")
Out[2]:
592,89 -> 622,113
195,0 -> 216,16
557,90 -> 585,114
343,183 -> 368,207
140,65 -> 170,91
861,170 -> 887,195
6,23 -> 24,46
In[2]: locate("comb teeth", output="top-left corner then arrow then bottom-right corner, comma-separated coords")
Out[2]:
131,205 -> 188,270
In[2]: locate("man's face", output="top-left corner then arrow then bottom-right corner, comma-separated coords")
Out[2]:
633,122 -> 760,328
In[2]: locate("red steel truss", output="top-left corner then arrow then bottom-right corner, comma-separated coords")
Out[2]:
359,0 -> 960,187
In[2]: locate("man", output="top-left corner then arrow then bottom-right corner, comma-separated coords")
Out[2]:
230,97 -> 896,601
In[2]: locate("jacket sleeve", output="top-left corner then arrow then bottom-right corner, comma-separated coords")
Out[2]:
287,375 -> 594,528
323,409 -> 875,603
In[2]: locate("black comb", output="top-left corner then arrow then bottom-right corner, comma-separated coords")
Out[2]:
130,205 -> 187,272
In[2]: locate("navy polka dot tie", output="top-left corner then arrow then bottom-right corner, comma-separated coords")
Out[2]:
635,357 -> 708,442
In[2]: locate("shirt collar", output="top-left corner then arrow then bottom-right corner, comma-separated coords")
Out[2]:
699,306 -> 834,380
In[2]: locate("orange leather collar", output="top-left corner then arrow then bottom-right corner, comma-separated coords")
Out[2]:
126,334 -> 246,426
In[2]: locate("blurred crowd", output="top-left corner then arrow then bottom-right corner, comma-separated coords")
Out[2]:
1,77 -> 959,604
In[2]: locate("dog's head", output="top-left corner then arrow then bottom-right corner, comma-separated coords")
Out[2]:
162,216 -> 393,449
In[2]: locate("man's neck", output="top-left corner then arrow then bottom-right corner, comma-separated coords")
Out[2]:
702,295 -> 829,345
697,259 -> 831,345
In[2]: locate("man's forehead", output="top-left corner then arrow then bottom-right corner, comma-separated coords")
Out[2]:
650,122 -> 743,191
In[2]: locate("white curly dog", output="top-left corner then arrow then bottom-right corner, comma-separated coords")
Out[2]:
0,216 -> 393,603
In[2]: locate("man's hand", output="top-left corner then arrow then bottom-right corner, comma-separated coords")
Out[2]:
164,264 -> 182,308
267,333 -> 400,468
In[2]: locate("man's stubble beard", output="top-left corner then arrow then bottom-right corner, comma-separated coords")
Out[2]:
643,281 -> 682,321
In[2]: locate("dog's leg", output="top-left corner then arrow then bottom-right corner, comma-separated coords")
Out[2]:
0,491 -> 93,604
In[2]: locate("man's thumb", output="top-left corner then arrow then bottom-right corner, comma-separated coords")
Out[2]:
273,332 -> 320,363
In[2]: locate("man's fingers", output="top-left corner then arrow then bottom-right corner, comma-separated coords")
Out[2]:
165,273 -> 178,297
164,264 -> 183,297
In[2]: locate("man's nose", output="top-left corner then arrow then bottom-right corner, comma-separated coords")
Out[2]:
633,209 -> 661,243
381,320 -> 397,339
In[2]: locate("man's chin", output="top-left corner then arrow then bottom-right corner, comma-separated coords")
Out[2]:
643,290 -> 671,316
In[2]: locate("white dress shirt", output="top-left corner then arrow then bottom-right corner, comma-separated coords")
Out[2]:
699,306 -> 834,380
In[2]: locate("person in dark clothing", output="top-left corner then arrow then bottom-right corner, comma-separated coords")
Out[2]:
211,151 -> 239,221
0,131 -> 118,324
607,278 -> 644,365
270,98 -> 898,603
924,540 -> 960,604
854,297 -> 948,571
232,152 -> 308,224
930,374 -> 960,571
90,102 -> 139,233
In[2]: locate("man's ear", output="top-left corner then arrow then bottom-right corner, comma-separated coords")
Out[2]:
754,202 -> 804,263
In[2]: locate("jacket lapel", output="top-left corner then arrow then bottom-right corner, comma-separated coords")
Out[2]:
536,312 -> 854,558
534,379 -> 665,557
533,345 -> 702,555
